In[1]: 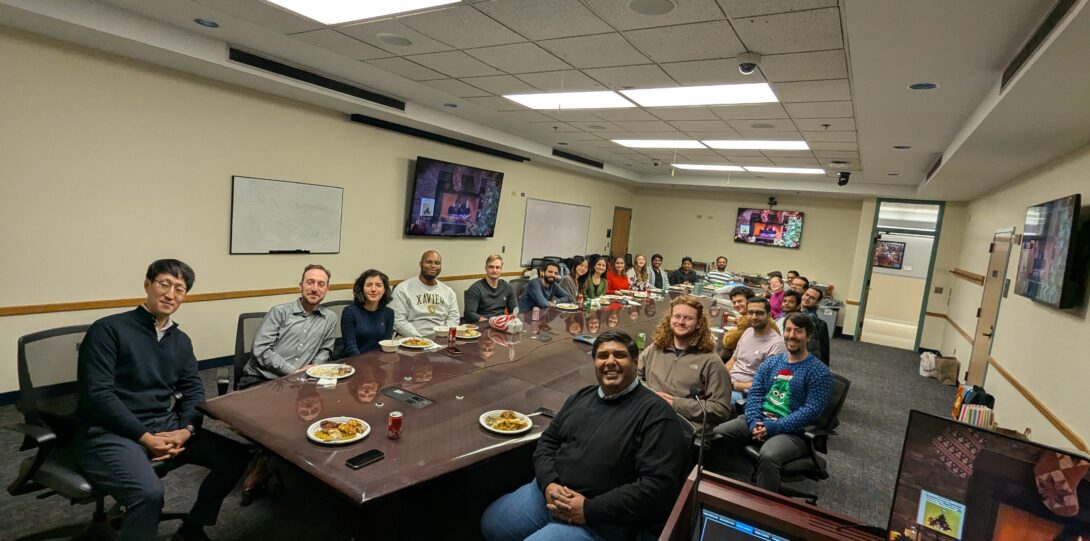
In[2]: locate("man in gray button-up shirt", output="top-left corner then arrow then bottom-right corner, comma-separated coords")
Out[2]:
242,265 -> 338,383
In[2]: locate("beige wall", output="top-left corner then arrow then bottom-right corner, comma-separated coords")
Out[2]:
0,29 -> 635,394
840,198 -> 877,334
919,203 -> 968,350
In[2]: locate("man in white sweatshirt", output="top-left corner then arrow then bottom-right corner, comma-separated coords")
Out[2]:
391,250 -> 462,337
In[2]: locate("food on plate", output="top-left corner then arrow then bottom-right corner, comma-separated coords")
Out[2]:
485,410 -> 529,432
312,418 -> 366,442
402,337 -> 432,347
556,303 -> 578,310
457,328 -> 481,338
307,364 -> 353,378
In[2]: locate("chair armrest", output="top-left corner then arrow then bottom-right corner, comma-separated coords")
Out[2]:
216,367 -> 230,396
802,428 -> 834,440
5,423 -> 58,496
802,427 -> 835,454
8,423 -> 57,448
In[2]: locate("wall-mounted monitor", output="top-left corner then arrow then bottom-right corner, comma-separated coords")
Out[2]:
1014,194 -> 1082,308
734,208 -> 804,249
874,240 -> 907,270
405,157 -> 504,238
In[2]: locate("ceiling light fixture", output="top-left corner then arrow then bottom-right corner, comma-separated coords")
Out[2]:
504,91 -> 635,110
744,166 -> 825,175
702,140 -> 809,150
828,160 -> 848,168
265,0 -> 460,25
620,83 -> 778,107
672,164 -> 745,172
908,82 -> 939,90
378,33 -> 414,47
613,139 -> 706,149
193,18 -> 220,28
628,0 -> 677,16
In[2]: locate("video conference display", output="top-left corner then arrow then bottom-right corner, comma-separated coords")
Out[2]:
734,208 -> 804,249
1014,194 -> 1082,308
405,157 -> 504,238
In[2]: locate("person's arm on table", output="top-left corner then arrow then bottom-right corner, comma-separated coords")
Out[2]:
444,287 -> 461,327
389,287 -> 421,338
463,283 -> 484,323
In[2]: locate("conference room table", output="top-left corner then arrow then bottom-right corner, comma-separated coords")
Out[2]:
199,288 -> 731,510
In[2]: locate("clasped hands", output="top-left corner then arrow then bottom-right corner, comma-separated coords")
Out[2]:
138,429 -> 192,462
751,420 -> 767,442
544,482 -> 587,525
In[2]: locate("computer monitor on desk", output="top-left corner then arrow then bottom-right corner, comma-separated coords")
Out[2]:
694,506 -> 791,541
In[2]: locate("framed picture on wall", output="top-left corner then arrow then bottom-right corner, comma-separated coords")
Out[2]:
874,240 -> 906,270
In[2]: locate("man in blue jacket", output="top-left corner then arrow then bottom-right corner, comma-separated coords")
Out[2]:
518,261 -> 572,312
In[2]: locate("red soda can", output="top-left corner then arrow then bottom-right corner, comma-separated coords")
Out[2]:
722,313 -> 729,327
387,411 -> 403,439
577,294 -> 584,305
448,326 -> 457,343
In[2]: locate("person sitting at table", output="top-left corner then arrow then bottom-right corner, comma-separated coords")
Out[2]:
786,270 -> 800,282
712,314 -> 832,493
390,250 -> 461,337
767,275 -> 785,319
74,259 -> 250,541
788,275 -> 809,294
800,287 -> 831,365
606,256 -> 629,294
340,269 -> 395,357
775,290 -> 802,329
625,253 -> 652,291
464,254 -> 517,322
519,261 -> 572,312
583,256 -> 608,299
722,287 -> 779,354
638,296 -> 732,426
726,297 -> 785,404
649,253 -> 670,290
668,256 -> 700,285
481,331 -> 691,541
559,255 -> 589,300
706,256 -> 731,284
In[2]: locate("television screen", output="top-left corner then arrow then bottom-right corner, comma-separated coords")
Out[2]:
874,240 -> 907,270
1014,194 -> 1081,308
405,157 -> 504,237
734,208 -> 804,249
886,411 -> 1090,541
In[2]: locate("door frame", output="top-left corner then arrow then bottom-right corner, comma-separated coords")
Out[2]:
854,198 -> 945,351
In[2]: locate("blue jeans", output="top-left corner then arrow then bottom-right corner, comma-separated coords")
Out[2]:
481,481 -> 631,541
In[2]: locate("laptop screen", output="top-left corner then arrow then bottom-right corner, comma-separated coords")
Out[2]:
696,507 -> 792,541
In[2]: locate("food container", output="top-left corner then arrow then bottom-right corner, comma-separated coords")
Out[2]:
379,339 -> 399,353
433,326 -> 450,337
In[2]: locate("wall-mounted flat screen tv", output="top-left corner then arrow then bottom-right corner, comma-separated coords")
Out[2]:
734,208 -> 804,249
405,157 -> 504,238
874,240 -> 907,270
1014,194 -> 1081,308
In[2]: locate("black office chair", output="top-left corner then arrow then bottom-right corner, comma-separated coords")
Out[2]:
742,372 -> 851,504
509,278 -> 529,300
624,253 -> 633,268
322,300 -> 352,358
217,312 -> 267,395
8,326 -> 185,540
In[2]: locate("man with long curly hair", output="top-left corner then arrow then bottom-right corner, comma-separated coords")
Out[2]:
637,296 -> 733,426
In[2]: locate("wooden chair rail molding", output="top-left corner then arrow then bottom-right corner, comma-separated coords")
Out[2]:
0,271 -> 525,317
987,356 -> 1089,453
950,268 -> 985,285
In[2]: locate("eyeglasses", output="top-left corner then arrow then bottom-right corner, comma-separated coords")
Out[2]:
154,279 -> 187,296
671,314 -> 696,322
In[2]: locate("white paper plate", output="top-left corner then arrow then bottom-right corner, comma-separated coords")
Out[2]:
399,337 -> 436,349
305,364 -> 355,379
457,329 -> 482,340
555,303 -> 579,310
306,417 -> 370,445
479,410 -> 533,436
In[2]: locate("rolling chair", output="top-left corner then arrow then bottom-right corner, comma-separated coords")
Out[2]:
509,278 -> 529,301
322,300 -> 352,358
216,312 -> 267,395
7,326 -> 186,540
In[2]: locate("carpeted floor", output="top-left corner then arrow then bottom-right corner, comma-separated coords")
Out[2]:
0,338 -> 954,540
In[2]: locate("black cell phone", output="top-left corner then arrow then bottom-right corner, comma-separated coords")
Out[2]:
345,449 -> 384,470
446,345 -> 462,355
534,407 -> 556,418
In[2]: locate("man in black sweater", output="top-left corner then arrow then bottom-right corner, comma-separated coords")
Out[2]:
481,331 -> 691,541
74,260 -> 249,541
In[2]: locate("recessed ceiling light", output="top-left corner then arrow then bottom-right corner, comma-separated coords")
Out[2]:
702,140 -> 809,150
265,0 -> 460,25
613,139 -> 706,149
193,18 -> 220,28
378,33 -> 414,47
504,91 -> 635,110
744,166 -> 825,175
908,82 -> 939,90
750,123 -> 775,129
672,164 -> 745,172
443,102 -> 458,108
628,0 -> 677,16
620,83 -> 778,107
893,145 -> 911,149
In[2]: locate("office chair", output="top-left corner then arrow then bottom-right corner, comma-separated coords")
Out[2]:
322,300 -> 352,358
216,312 -> 267,395
509,278 -> 529,301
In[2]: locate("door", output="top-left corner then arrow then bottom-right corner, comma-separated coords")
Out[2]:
966,231 -> 1014,386
610,207 -> 632,260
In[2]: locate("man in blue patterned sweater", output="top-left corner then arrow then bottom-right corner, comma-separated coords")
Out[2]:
712,312 -> 833,492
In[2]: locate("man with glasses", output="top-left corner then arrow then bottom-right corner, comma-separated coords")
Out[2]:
725,297 -> 785,404
75,259 -> 249,541
391,250 -> 461,338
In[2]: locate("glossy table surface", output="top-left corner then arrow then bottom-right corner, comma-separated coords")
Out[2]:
200,289 -> 730,505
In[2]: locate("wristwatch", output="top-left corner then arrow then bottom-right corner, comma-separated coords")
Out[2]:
183,424 -> 196,436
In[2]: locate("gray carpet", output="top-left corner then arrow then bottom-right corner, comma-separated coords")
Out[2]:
0,338 -> 954,539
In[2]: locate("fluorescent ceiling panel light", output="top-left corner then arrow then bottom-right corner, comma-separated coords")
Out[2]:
503,91 -> 635,110
672,164 -> 745,172
620,83 -> 778,107
265,0 -> 461,25
702,140 -> 809,150
744,166 -> 826,175
612,139 -> 706,149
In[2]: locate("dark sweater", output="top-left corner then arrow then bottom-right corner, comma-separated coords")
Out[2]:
517,278 -> 572,312
463,278 -> 516,322
76,307 -> 204,441
668,268 -> 700,285
340,303 -> 395,357
533,384 -> 690,527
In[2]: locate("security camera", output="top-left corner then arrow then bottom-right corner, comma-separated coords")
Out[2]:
652,160 -> 661,167
767,196 -> 778,207
737,52 -> 761,75
837,171 -> 851,186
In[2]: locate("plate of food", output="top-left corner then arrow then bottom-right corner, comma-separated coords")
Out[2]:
399,336 -> 435,349
600,294 -> 624,301
555,303 -> 579,310
305,364 -> 355,379
457,327 -> 482,339
479,409 -> 533,435
306,417 -> 370,445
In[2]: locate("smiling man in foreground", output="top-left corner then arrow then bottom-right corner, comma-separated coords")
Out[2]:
480,331 -> 690,541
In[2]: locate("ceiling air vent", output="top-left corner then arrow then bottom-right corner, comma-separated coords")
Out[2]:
1002,0 -> 1078,89
925,153 -> 944,182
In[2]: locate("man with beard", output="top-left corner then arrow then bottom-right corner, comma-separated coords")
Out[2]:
481,332 -> 690,541
712,313 -> 832,493
707,255 -> 731,284
649,253 -> 670,290
726,297 -> 786,404
391,250 -> 461,337
774,290 -> 802,329
788,275 -> 809,294
800,287 -> 831,365
519,261 -> 572,312
465,254 -> 517,322
638,296 -> 732,426
721,287 -> 779,355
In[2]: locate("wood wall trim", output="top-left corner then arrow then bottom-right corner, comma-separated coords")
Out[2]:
987,356 -> 1090,453
845,299 -> 860,306
0,271 -> 525,317
950,268 -> 985,286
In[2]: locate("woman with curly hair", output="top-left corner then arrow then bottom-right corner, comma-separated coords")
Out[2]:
340,269 -> 395,357
636,295 -> 732,425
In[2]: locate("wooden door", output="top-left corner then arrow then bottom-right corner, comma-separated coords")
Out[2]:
966,231 -> 1013,385
610,207 -> 632,259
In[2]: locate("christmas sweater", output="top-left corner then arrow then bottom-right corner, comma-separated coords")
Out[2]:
744,353 -> 833,437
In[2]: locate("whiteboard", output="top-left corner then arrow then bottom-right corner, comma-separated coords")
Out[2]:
521,198 -> 591,265
230,176 -> 343,254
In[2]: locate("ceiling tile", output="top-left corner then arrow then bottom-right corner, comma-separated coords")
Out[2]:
464,96 -> 528,111
461,75 -> 538,95
773,79 -> 850,102
717,150 -> 767,157
769,156 -> 821,166
670,120 -> 734,132
198,0 -> 322,34
540,110 -> 609,121
538,34 -> 651,69
589,109 -> 659,121
527,121 -> 581,133
406,51 -> 503,78
783,101 -> 853,118
615,120 -> 676,132
291,29 -> 392,60
569,133 -> 604,141
651,107 -> 717,121
366,57 -> 447,81
569,121 -> 625,131
584,0 -> 726,30
759,50 -> 847,83
420,78 -> 493,97
716,0 -> 838,18
397,6 -> 524,49
808,141 -> 858,151
812,150 -> 858,158
465,43 -> 570,74
729,157 -> 775,166
794,117 -> 856,131
496,110 -> 556,122
802,131 -> 857,142
730,7 -> 842,55
476,0 -> 613,40
339,19 -> 454,55
626,21 -> 744,63
583,65 -> 676,89
817,157 -> 859,168
711,103 -> 790,119
660,59 -> 756,86
760,149 -> 815,158
725,118 -> 798,131
515,70 -> 606,92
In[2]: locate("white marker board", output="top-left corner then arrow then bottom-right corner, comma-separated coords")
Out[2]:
521,198 -> 591,265
230,176 -> 343,254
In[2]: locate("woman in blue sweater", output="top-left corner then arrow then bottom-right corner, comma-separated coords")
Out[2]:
341,269 -> 395,357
